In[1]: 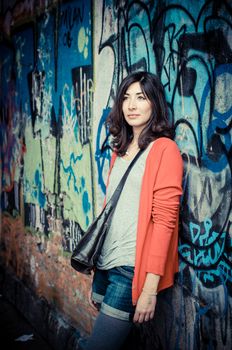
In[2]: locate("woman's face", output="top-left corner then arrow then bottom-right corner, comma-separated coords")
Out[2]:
122,82 -> 152,134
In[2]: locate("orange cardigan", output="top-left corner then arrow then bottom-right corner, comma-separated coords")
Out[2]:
107,137 -> 183,304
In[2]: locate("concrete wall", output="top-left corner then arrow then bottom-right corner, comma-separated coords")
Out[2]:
0,0 -> 231,349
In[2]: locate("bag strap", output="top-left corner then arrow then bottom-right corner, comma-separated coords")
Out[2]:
108,149 -> 145,205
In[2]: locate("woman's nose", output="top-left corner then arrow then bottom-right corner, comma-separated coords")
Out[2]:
128,98 -> 136,109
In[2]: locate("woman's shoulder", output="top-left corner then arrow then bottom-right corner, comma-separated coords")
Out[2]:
150,137 -> 181,153
148,138 -> 182,169
147,138 -> 183,176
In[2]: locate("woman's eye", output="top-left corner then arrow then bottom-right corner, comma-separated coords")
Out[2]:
138,95 -> 146,100
123,96 -> 128,100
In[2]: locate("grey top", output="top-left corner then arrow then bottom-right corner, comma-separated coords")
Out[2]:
97,143 -> 153,270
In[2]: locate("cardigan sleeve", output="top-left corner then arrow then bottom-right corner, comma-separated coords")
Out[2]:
146,141 -> 183,276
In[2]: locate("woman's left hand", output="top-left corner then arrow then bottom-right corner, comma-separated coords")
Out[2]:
133,292 -> 157,323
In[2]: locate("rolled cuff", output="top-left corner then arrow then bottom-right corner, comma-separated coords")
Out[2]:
146,255 -> 167,276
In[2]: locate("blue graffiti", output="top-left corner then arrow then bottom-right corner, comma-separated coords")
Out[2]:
179,236 -> 226,268
60,152 -> 83,192
82,190 -> 90,226
190,218 -> 220,246
34,169 -> 46,208
200,64 -> 232,172
95,108 -> 112,194
180,218 -> 226,266
179,218 -> 230,286
79,176 -> 91,226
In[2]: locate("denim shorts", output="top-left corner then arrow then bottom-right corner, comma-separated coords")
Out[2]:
92,266 -> 135,321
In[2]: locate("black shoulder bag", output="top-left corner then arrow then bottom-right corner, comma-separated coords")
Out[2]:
71,149 -> 144,275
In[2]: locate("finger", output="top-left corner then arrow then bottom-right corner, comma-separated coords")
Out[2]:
87,291 -> 98,311
144,313 -> 150,322
88,298 -> 96,310
89,298 -> 98,311
90,300 -> 98,310
138,313 -> 145,323
87,290 -> 93,303
133,311 -> 139,323
87,292 -> 93,306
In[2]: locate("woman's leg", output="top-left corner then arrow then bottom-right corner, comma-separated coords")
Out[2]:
80,266 -> 134,349
83,312 -> 133,350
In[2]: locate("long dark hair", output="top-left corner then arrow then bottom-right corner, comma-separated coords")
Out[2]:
106,71 -> 174,155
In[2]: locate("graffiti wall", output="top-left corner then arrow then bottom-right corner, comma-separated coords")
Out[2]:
94,1 -> 232,349
0,0 -> 96,335
1,0 -> 232,349
1,0 -> 94,252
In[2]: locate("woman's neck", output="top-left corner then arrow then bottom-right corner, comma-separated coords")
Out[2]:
131,129 -> 141,145
124,132 -> 140,158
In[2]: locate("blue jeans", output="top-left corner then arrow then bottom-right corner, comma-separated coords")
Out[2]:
92,266 -> 135,321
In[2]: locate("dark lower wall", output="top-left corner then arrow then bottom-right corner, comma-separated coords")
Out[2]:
1,0 -> 232,349
0,266 -> 80,350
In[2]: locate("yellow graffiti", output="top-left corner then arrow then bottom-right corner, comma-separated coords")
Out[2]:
78,26 -> 88,59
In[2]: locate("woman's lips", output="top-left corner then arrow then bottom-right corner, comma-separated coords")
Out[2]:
127,114 -> 140,118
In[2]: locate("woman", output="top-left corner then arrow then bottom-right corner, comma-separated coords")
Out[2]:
80,71 -> 183,350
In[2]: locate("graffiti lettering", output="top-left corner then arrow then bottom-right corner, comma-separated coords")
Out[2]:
60,4 -> 84,48
72,66 -> 93,145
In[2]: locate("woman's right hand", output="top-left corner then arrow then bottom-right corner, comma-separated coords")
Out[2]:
88,288 -> 99,313
133,292 -> 157,323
